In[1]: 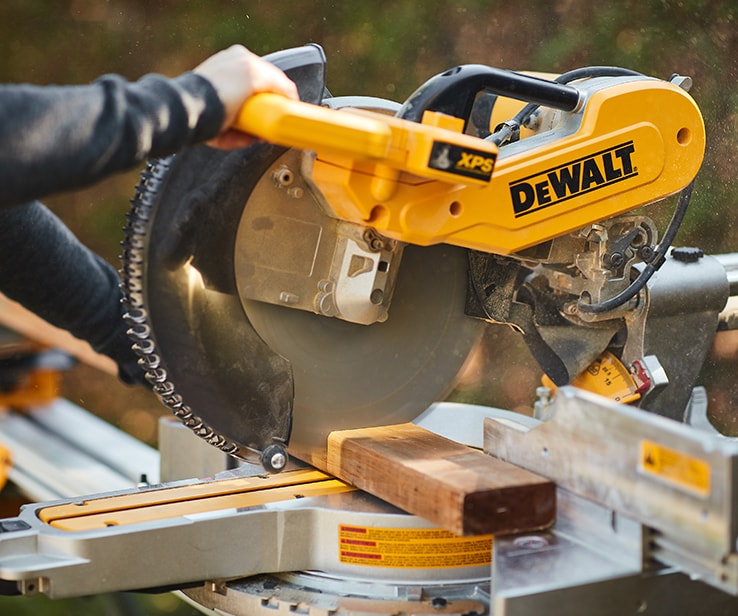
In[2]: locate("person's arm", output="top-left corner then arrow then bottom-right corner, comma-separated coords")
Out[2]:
0,46 -> 297,385
0,201 -> 141,384
0,45 -> 297,209
0,72 -> 222,208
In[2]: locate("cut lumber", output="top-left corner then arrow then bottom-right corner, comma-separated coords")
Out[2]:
326,422 -> 555,536
0,293 -> 116,375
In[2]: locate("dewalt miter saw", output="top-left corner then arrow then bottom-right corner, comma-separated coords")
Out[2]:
121,44 -> 707,469
7,44 -> 738,615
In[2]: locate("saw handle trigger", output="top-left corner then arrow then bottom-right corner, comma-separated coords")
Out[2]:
234,93 -> 392,160
397,64 -> 581,131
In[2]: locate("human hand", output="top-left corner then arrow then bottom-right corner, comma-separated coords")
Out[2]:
194,44 -> 298,149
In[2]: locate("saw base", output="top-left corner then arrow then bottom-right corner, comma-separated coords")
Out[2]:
181,572 -> 489,616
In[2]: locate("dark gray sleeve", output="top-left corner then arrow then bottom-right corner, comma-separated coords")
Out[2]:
0,72 -> 224,208
0,201 -> 141,384
0,72 -> 226,384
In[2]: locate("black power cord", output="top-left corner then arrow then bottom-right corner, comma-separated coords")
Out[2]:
486,66 -> 693,315
577,181 -> 694,315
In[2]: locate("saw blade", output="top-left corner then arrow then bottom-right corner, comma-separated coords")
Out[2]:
244,242 -> 482,463
124,144 -> 482,466
233,150 -> 483,463
127,145 -> 483,460
121,45 -> 483,467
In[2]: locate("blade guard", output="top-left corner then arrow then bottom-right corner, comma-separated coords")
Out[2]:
122,45 -> 329,469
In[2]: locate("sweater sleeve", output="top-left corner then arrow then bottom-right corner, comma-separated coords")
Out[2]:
0,72 -> 224,208
0,201 -> 143,384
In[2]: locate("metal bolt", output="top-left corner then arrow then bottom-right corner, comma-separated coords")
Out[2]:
638,245 -> 655,262
273,167 -> 294,187
261,444 -> 288,473
288,186 -> 304,199
605,251 -> 624,269
270,452 -> 286,470
363,228 -> 385,252
513,535 -> 550,550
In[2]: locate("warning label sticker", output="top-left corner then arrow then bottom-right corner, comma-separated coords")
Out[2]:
640,439 -> 711,497
338,525 -> 492,569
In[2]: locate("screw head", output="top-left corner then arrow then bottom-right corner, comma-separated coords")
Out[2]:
273,167 -> 294,187
261,444 -> 288,473
637,245 -> 655,262
605,251 -> 625,269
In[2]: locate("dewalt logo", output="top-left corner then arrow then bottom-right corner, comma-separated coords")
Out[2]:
510,141 -> 637,217
428,141 -> 496,181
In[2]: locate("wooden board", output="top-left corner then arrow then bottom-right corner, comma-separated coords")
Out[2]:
0,293 -> 116,375
326,422 -> 555,536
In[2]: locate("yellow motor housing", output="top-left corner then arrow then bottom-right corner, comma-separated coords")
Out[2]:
236,75 -> 704,256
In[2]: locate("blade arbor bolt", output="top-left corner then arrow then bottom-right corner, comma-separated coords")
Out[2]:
261,444 -> 289,473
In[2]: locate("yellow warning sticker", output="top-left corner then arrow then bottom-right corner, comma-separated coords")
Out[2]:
338,525 -> 492,569
640,440 -> 711,497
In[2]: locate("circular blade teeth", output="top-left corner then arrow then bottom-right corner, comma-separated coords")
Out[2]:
121,151 -> 294,465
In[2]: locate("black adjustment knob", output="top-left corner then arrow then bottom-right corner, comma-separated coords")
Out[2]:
671,247 -> 704,263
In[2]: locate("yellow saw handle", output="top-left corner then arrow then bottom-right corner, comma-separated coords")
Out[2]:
234,92 -> 499,187
235,93 -> 392,160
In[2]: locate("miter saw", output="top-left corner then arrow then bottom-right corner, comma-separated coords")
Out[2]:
3,44 -> 738,614
121,43 -> 708,470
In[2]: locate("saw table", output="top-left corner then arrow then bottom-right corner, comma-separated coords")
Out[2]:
2,396 -> 738,615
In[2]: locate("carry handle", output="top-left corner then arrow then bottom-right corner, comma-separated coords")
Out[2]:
397,64 -> 581,131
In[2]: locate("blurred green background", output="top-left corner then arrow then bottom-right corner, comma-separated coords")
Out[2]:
1,0 -> 738,613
